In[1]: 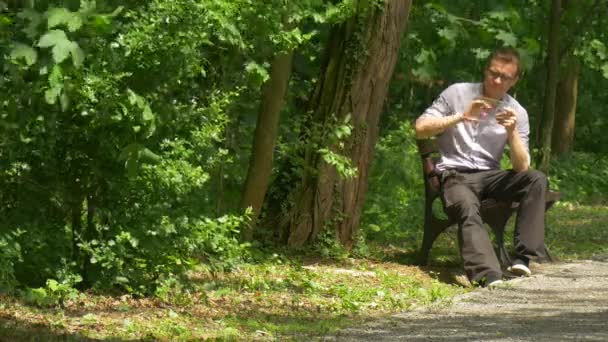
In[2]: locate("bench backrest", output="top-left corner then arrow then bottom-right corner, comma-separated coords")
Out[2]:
416,139 -> 441,198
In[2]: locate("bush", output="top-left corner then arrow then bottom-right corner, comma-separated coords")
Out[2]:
0,232 -> 22,293
362,120 -> 425,245
548,152 -> 608,205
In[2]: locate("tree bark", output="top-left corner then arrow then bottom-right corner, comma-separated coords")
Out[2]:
285,0 -> 412,248
536,0 -> 562,171
551,56 -> 579,156
240,51 -> 294,239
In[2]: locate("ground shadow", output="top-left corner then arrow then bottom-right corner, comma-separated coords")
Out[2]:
0,317 -> 134,342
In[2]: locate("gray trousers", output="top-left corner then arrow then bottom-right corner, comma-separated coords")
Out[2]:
440,169 -> 547,283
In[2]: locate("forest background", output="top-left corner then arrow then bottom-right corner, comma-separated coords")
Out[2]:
1,0 -> 608,339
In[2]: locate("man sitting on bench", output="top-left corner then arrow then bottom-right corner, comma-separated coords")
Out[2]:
414,47 -> 547,288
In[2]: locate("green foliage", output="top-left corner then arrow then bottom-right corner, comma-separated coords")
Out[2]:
0,0 -> 606,302
0,230 -> 23,293
0,0 -> 339,294
22,276 -> 82,308
548,153 -> 608,204
362,120 -> 424,244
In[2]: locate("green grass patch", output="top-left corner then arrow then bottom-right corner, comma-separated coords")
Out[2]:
545,203 -> 608,260
0,256 -> 462,340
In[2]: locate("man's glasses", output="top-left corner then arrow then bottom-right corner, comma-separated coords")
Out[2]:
485,69 -> 516,82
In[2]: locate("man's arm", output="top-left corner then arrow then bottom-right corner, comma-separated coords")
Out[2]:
497,108 -> 529,172
415,99 -> 492,139
507,131 -> 529,172
415,114 -> 464,139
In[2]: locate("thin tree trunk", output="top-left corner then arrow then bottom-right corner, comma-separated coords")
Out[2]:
552,56 -> 578,156
285,0 -> 412,248
82,192 -> 96,287
536,0 -> 562,171
240,51 -> 294,239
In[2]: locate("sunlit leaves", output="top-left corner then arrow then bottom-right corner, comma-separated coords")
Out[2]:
17,9 -> 42,40
437,27 -> 458,43
69,43 -> 85,67
126,89 -> 157,138
245,61 -> 269,87
578,39 -> 608,79
119,143 -> 161,178
10,43 -> 38,66
36,29 -> 85,67
495,31 -> 518,47
46,7 -> 83,32
412,49 -> 437,83
325,0 -> 358,24
37,28 -> 68,48
44,64 -> 64,105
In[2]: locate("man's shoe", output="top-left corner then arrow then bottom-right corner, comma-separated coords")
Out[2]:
487,279 -> 504,289
480,273 -> 503,288
507,263 -> 532,277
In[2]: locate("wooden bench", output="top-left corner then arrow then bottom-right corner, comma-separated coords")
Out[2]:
416,139 -> 561,267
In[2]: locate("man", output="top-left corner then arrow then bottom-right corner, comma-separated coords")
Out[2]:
415,47 -> 547,287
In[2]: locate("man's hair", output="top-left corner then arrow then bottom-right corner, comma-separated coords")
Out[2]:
485,47 -> 521,76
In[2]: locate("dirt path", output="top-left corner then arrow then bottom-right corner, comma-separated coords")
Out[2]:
332,259 -> 608,341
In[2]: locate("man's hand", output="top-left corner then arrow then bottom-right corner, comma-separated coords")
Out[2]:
496,107 -> 517,134
463,98 -> 494,122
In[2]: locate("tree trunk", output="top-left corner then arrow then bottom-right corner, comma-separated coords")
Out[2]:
536,0 -> 562,171
551,56 -> 579,156
285,0 -> 412,248
240,51 -> 294,239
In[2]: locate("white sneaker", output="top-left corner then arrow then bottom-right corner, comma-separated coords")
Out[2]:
507,263 -> 532,277
487,279 -> 504,289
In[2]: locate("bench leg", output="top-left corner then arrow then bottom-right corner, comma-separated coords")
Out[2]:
539,244 -> 554,263
418,226 -> 436,265
418,216 -> 451,265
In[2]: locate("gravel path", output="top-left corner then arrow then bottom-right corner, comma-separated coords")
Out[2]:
332,259 -> 608,341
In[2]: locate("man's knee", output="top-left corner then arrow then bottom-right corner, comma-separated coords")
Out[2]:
523,169 -> 547,190
443,193 -> 480,219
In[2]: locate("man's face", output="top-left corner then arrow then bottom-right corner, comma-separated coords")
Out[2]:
483,59 -> 519,99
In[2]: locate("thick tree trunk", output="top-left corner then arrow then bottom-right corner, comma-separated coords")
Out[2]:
536,0 -> 562,171
240,52 -> 294,239
551,56 -> 578,156
285,0 -> 412,248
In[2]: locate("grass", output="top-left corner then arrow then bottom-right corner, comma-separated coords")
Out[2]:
0,256 -> 462,340
1,201 -> 607,340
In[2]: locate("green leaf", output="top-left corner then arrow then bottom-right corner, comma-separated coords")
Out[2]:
602,64 -> 608,79
47,7 -> 83,32
60,93 -> 69,111
142,104 -> 154,121
0,15 -> 13,26
10,43 -> 38,66
45,87 -> 61,104
49,64 -> 63,88
245,61 -> 269,87
51,39 -> 72,64
495,30 -> 518,47
37,29 -> 69,48
115,276 -> 129,284
438,27 -> 458,42
590,39 -> 607,59
69,41 -> 85,68
46,279 -> 59,292
45,65 -> 64,104
17,9 -> 42,40
139,148 -> 161,164
79,0 -> 97,14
